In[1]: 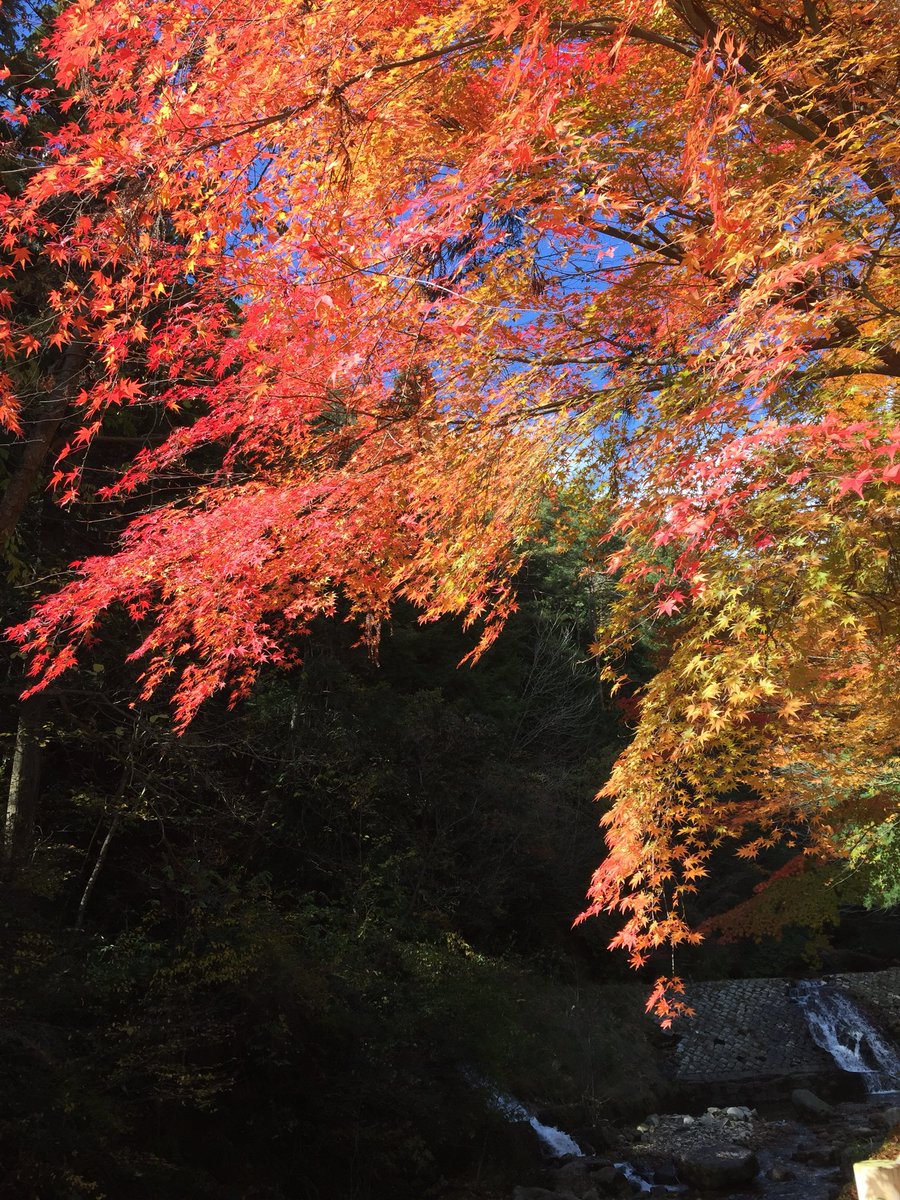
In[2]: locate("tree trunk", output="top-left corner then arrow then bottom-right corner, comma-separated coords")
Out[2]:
3,695 -> 46,874
0,343 -> 87,544
0,346 -> 87,876
75,812 -> 120,930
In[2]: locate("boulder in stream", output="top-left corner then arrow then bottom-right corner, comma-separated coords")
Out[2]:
547,1157 -> 633,1198
675,1145 -> 759,1189
724,1105 -> 754,1120
549,1158 -> 595,1193
791,1087 -> 835,1121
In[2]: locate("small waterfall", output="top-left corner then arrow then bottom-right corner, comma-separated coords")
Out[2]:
795,980 -> 900,1095
610,1161 -> 683,1194
469,1075 -> 583,1157
613,1160 -> 655,1193
487,1089 -> 584,1157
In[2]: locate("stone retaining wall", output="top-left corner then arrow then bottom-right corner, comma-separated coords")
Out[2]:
668,968 -> 900,1100
837,967 -> 900,1040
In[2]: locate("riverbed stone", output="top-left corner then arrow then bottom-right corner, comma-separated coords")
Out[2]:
513,1187 -> 580,1200
675,1145 -> 759,1189
590,1165 -> 634,1197
549,1159 -> 596,1193
798,1143 -> 840,1167
768,1161 -> 795,1182
792,1087 -> 835,1120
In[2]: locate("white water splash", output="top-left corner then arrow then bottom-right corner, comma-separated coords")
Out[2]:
614,1161 -> 684,1194
468,1075 -> 583,1157
614,1160 -> 654,1193
488,1089 -> 584,1157
795,980 -> 900,1094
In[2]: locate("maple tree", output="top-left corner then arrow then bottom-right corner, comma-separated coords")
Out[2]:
0,6 -> 218,871
2,0 -> 898,1015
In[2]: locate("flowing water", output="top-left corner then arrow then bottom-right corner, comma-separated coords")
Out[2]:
471,1077 -> 584,1157
480,1085 -> 681,1188
490,1091 -> 584,1157
473,979 -> 900,1196
794,980 -> 900,1094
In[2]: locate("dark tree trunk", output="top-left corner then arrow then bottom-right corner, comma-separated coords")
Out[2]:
0,343 -> 87,544
0,346 -> 87,875
3,695 -> 46,874
75,812 -> 120,930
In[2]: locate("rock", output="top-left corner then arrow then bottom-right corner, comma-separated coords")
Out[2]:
791,1088 -> 835,1120
852,1126 -> 879,1139
681,1115 -> 695,1126
880,1106 -> 900,1128
550,1160 -> 593,1193
854,1160 -> 900,1200
479,1114 -> 544,1178
768,1162 -> 795,1182
591,1165 -> 633,1196
514,1188 -> 580,1200
549,1158 -> 626,1199
635,1114 -> 661,1135
676,1146 -> 759,1190
596,1167 -> 633,1195
650,1162 -> 679,1186
589,1121 -> 620,1151
794,1143 -> 839,1167
698,1113 -> 721,1128
724,1106 -> 753,1120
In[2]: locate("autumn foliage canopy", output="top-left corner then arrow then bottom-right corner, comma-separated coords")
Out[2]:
2,0 -> 898,1016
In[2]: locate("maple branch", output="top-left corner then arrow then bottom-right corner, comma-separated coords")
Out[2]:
572,6 -> 897,226
819,363 -> 900,380
859,215 -> 900,291
662,0 -> 900,216
191,101 -> 320,154
338,36 -> 487,88
590,222 -> 685,263
565,18 -> 696,59
804,313 -> 900,377
192,36 -> 487,154
187,9 -> 898,224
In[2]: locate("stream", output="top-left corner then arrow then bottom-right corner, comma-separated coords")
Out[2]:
485,1086 -> 585,1158
493,978 -> 900,1199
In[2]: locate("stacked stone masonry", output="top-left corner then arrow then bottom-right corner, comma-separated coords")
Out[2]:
672,968 -> 900,1083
